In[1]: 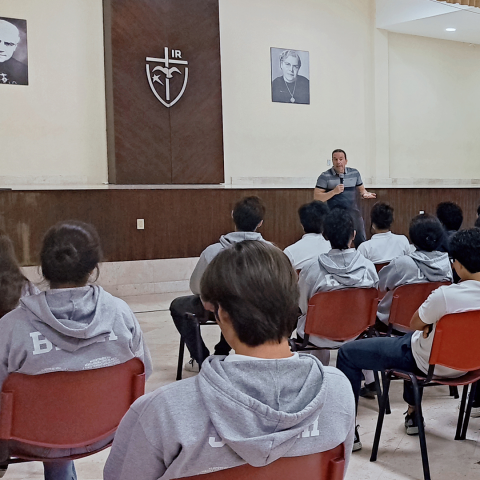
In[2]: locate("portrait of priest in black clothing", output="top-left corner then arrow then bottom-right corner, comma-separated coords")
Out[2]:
0,17 -> 28,86
271,48 -> 309,105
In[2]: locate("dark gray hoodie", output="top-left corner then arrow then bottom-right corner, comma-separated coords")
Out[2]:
297,249 -> 378,347
377,250 -> 453,324
189,232 -> 270,294
104,353 -> 355,480
0,285 -> 152,390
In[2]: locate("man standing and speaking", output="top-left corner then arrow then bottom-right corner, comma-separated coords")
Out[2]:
314,149 -> 375,247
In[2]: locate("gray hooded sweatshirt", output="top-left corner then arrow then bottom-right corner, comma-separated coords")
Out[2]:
0,285 -> 152,391
377,250 -> 453,324
104,353 -> 355,480
189,232 -> 270,294
297,249 -> 379,348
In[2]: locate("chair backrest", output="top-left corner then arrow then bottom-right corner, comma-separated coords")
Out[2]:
305,288 -> 378,341
375,262 -> 389,274
429,310 -> 480,372
0,358 -> 145,449
178,444 -> 345,480
388,281 -> 451,331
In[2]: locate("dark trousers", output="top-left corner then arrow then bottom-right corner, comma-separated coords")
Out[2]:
170,295 -> 231,364
351,209 -> 366,248
336,332 -> 423,409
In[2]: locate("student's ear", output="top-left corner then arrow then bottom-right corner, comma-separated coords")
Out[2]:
255,220 -> 263,230
349,230 -> 356,248
201,299 -> 216,313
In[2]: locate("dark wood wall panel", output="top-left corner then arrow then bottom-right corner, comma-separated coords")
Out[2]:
1,188 -> 479,266
104,0 -> 224,185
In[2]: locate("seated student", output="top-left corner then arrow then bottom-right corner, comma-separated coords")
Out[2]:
337,228 -> 480,451
104,241 -> 355,480
436,201 -> 463,252
170,196 -> 269,371
0,230 -> 40,318
297,208 -> 378,356
357,203 -> 411,264
284,201 -> 331,271
0,221 -> 152,480
376,214 -> 453,327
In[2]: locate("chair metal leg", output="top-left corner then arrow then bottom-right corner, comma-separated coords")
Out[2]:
370,373 -> 392,462
460,382 -> 477,440
411,375 -> 430,480
176,336 -> 185,381
449,386 -> 459,399
455,385 -> 469,440
373,370 -> 382,410
382,371 -> 391,415
194,318 -> 204,369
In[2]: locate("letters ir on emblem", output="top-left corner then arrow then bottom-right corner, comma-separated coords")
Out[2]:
146,47 -> 189,108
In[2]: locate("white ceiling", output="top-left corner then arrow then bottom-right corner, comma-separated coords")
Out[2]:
376,0 -> 480,45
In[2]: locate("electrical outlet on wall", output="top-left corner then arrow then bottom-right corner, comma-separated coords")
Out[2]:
327,159 -> 331,166
137,219 -> 145,230
419,210 -> 425,215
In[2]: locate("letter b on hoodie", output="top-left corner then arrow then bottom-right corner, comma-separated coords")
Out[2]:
30,332 -> 54,355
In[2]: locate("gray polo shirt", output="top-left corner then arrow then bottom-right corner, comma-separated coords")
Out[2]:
316,167 -> 363,211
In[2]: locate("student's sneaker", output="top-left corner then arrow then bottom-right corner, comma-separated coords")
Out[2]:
470,404 -> 480,417
184,358 -> 200,373
353,426 -> 362,452
404,411 -> 423,435
359,382 -> 377,399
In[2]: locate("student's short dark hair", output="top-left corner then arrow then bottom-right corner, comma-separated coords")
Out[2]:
409,214 -> 444,252
475,216 -> 480,229
477,204 -> 480,217
200,241 -> 299,347
450,228 -> 480,274
371,203 -> 394,230
436,202 -> 463,231
41,221 -> 102,286
232,196 -> 266,232
332,149 -> 347,159
298,201 -> 330,234
323,208 -> 354,250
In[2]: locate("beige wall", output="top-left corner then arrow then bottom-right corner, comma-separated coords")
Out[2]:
218,0 -> 376,184
0,0 -> 107,186
388,32 -> 480,181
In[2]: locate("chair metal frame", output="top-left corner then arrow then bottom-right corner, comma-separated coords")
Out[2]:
0,358 -> 145,467
176,311 -> 218,380
370,310 -> 480,480
177,443 -> 345,480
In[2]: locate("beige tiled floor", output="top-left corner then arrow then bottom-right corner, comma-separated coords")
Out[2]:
3,293 -> 480,479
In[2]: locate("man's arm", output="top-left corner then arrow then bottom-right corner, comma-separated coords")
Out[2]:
313,186 -> 343,202
410,310 -> 431,338
356,184 -> 376,199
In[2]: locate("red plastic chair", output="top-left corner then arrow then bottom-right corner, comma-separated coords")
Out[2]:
374,262 -> 389,274
297,288 -> 379,347
177,443 -> 345,480
370,310 -> 480,480
386,281 -> 451,335
0,358 -> 145,466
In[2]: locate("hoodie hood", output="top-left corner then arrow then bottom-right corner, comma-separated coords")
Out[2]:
219,231 -> 265,248
20,285 -> 115,353
409,250 -> 452,281
197,354 -> 329,466
318,249 -> 368,286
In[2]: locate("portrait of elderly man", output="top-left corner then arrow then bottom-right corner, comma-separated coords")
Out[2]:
271,49 -> 309,104
0,17 -> 28,86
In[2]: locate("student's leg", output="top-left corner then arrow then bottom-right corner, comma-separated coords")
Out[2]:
170,295 -> 210,364
337,333 -> 416,409
43,460 -> 76,480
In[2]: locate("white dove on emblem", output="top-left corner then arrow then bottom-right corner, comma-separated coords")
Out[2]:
152,66 -> 181,79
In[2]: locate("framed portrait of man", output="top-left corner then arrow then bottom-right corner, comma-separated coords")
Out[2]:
271,47 -> 309,105
0,16 -> 28,86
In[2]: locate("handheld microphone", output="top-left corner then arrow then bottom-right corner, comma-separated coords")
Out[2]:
339,174 -> 344,184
